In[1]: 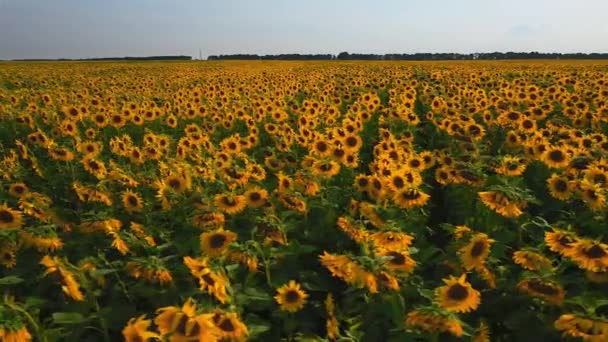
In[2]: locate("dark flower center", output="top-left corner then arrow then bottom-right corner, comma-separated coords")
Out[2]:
527,280 -> 560,296
218,318 -> 235,332
249,192 -> 262,201
401,190 -> 420,200
447,284 -> 469,301
584,245 -> 607,259
285,290 -> 301,303
0,210 -> 15,223
387,251 -> 406,265
201,273 -> 215,286
470,241 -> 487,258
548,150 -> 565,162
127,195 -> 138,207
553,179 -> 568,192
209,234 -> 227,249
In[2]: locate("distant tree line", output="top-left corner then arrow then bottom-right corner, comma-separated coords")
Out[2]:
207,54 -> 334,60
208,52 -> 608,61
9,55 -> 192,61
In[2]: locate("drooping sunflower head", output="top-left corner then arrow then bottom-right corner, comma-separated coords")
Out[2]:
517,278 -> 565,305
512,250 -> 552,271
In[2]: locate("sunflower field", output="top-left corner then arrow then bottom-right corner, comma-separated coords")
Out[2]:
1,60 -> 608,341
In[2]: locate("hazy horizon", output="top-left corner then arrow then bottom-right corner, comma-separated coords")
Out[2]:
1,0 -> 608,60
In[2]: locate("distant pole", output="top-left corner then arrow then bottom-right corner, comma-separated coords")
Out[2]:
199,49 -> 202,61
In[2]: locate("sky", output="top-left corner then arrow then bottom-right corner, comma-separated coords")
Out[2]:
1,0 -> 607,60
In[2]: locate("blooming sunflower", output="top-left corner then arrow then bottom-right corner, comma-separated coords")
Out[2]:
546,174 -> 573,200
393,188 -> 431,209
275,280 -> 309,313
435,274 -> 481,313
209,311 -> 249,340
121,190 -> 144,213
122,315 -> 159,342
554,314 -> 608,341
564,239 -> 608,272
200,229 -> 237,257
0,325 -> 32,342
0,204 -> 23,230
8,183 -> 28,198
155,299 -> 220,342
214,194 -> 247,215
541,146 -> 570,168
544,228 -> 577,256
459,233 -> 494,271
164,174 -> 190,193
244,187 -> 268,208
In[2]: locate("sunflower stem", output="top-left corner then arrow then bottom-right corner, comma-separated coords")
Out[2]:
5,300 -> 48,342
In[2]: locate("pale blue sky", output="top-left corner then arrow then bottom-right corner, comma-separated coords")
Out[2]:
1,0 -> 607,59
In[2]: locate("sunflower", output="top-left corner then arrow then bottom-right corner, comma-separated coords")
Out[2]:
546,174 -> 573,200
579,180 -> 606,210
164,174 -> 189,193
473,321 -> 491,342
275,280 -> 309,313
387,172 -> 408,192
0,325 -> 32,342
197,267 -> 230,303
564,239 -> 608,272
277,193 -> 307,213
405,309 -> 464,337
0,243 -> 17,268
478,191 -> 524,218
435,274 -> 481,313
312,160 -> 341,178
494,156 -> 527,176
191,212 -> 225,230
48,147 -> 75,161
214,194 -> 247,214
555,314 -> 608,341
459,233 -> 494,271
210,311 -> 249,340
541,146 -> 571,168
122,315 -> 159,342
8,183 -> 28,198
155,299 -> 220,342
325,294 -> 339,339
341,134 -> 363,152
81,157 -> 108,179
353,174 -> 370,193
512,250 -> 552,271
544,229 -> 576,256
200,229 -> 237,257
393,188 -> 430,209
121,190 -> 144,213
0,204 -> 23,230
517,278 -> 565,305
